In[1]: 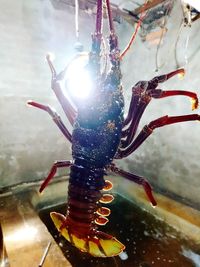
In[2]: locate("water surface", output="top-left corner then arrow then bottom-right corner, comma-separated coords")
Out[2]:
39,195 -> 200,267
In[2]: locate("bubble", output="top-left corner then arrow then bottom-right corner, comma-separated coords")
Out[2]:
144,230 -> 150,236
119,251 -> 128,260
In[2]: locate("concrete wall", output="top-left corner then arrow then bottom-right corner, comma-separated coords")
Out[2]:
0,0 -> 200,207
0,0 -> 92,187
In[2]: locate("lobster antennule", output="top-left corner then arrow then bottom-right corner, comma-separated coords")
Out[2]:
105,0 -> 114,33
50,212 -> 125,257
95,0 -> 114,36
89,0 -> 103,74
96,0 -> 103,35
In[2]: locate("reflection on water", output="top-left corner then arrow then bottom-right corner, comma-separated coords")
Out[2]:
39,195 -> 200,267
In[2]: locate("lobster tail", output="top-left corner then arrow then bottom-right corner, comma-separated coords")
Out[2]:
50,163 -> 125,257
50,212 -> 125,257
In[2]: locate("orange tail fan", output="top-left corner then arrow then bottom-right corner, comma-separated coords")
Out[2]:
50,212 -> 125,257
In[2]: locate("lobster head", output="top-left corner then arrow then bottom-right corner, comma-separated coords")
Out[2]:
63,0 -> 121,109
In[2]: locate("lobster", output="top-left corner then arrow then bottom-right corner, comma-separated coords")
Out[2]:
28,0 -> 199,258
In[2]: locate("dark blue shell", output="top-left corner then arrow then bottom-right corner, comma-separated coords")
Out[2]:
72,71 -> 124,168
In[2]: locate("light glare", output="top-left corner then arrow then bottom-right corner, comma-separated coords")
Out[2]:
65,54 -> 92,99
4,225 -> 38,243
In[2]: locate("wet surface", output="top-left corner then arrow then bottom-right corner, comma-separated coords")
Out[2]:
0,192 -> 70,267
39,195 -> 200,267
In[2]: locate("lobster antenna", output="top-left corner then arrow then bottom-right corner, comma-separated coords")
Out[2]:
96,0 -> 103,34
105,0 -> 114,33
120,0 -> 149,60
74,0 -> 84,52
75,0 -> 79,39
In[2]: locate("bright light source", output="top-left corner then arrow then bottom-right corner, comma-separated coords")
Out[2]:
182,0 -> 200,11
65,53 -> 93,99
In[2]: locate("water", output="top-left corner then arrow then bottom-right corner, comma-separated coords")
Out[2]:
39,195 -> 200,267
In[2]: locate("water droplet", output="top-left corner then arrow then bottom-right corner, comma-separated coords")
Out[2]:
144,230 -> 149,236
59,242 -> 63,247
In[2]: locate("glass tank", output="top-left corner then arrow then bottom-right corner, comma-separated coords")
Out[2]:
0,0 -> 200,267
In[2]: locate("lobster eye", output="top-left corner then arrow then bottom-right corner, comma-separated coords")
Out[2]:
65,53 -> 93,99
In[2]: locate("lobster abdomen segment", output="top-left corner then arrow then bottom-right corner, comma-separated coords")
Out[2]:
50,163 -> 125,257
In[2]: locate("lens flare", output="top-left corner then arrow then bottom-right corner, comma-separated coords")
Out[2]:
65,53 -> 92,99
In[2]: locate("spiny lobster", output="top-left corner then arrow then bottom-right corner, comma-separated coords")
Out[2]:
28,0 -> 199,258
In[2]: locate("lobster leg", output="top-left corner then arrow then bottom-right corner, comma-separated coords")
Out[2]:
123,85 -> 144,127
121,93 -> 150,146
122,87 -> 198,145
122,69 -> 186,130
122,68 -> 198,147
109,164 -> 157,206
27,101 -> 72,142
149,89 -> 198,110
39,160 -> 72,193
46,55 -> 77,125
147,68 -> 185,85
123,86 -> 198,129
117,114 -> 200,158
